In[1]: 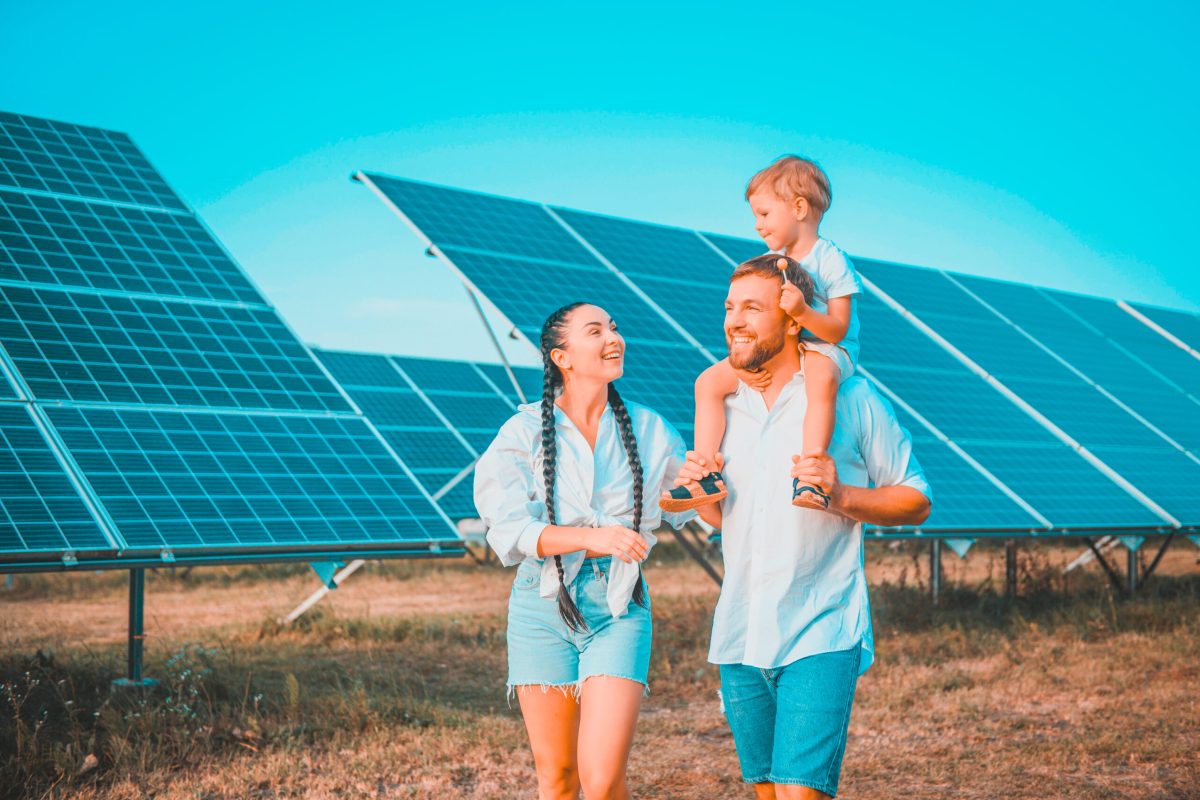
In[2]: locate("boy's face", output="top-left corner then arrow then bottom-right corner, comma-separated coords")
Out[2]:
749,190 -> 803,252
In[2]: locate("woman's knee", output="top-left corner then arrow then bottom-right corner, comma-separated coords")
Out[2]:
577,757 -> 629,800
534,762 -> 580,799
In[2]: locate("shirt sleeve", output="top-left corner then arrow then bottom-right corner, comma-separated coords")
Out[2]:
856,383 -> 933,501
473,415 -> 549,566
819,247 -> 863,300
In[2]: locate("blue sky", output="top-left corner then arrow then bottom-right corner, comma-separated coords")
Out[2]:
2,1 -> 1196,365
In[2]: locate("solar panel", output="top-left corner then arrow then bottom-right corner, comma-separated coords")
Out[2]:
859,260 -> 1199,524
315,349 -> 479,521
1047,291 -> 1200,399
0,402 -> 111,555
950,274 -> 1200,453
0,112 -> 186,211
0,188 -> 260,303
392,355 -> 517,453
1128,303 -> 1200,351
551,208 -> 734,356
474,362 -> 542,405
0,284 -> 350,411
701,232 -> 769,266
46,406 -> 449,551
358,174 -> 709,436
0,113 -> 462,569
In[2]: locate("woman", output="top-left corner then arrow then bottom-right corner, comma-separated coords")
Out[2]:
474,302 -> 695,800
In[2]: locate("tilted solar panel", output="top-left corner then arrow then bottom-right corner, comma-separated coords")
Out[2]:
0,402 -> 111,555
392,355 -> 517,453
1127,303 -> 1200,352
46,406 -> 447,551
475,362 -> 542,405
1048,291 -> 1200,399
0,284 -> 350,411
0,114 -> 462,568
551,208 -> 734,356
0,112 -> 186,211
859,260 -> 1199,524
359,174 -> 708,436
701,232 -> 768,266
0,189 -> 260,303
950,274 -> 1200,453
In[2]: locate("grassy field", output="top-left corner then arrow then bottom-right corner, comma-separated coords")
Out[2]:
1,539 -> 1197,799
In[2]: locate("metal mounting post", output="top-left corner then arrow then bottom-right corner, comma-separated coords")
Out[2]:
1004,540 -> 1017,599
113,569 -> 157,689
930,539 -> 942,605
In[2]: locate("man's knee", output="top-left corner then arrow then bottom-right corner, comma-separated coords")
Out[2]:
775,784 -> 831,800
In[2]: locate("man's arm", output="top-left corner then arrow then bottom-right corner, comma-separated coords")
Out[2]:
791,454 -> 931,527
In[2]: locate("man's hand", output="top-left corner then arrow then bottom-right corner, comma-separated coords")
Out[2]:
734,367 -> 772,392
791,453 -> 840,509
675,451 -> 725,486
778,258 -> 809,321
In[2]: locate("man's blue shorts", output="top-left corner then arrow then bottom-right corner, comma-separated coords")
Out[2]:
719,644 -> 862,796
506,556 -> 652,698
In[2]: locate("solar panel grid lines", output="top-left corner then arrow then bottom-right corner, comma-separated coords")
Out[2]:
942,271 -> 1200,457
1122,301 -> 1200,356
0,402 -> 114,556
857,364 -> 1051,533
1046,289 -> 1200,399
0,112 -> 187,212
0,284 -> 352,412
546,205 -> 725,360
45,404 -> 456,552
0,189 -> 262,303
387,356 -> 484,457
473,361 -> 542,406
859,266 -> 1185,527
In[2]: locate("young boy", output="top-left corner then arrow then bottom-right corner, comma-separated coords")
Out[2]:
661,155 -> 862,511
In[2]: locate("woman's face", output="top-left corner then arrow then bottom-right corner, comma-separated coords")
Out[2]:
551,304 -> 625,386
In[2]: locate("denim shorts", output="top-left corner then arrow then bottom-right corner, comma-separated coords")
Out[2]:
719,644 -> 862,796
506,556 -> 652,698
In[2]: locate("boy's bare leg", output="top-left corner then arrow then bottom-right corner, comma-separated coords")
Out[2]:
693,359 -> 739,467
796,349 -> 838,508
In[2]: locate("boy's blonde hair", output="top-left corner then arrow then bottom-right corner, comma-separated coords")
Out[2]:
745,155 -> 832,218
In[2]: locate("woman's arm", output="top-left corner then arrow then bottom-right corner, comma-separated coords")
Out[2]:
535,524 -> 649,563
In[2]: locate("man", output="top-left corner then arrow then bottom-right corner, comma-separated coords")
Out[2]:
676,254 -> 932,799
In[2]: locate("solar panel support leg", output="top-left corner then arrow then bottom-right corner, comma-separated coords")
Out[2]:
465,288 -> 528,403
930,540 -> 942,605
676,523 -> 722,587
1126,545 -> 1138,595
1085,537 -> 1126,596
113,569 -> 157,689
1140,531 -> 1176,587
1004,540 -> 1017,599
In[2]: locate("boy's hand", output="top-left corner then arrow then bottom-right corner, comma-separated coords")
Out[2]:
778,258 -> 809,320
734,367 -> 771,392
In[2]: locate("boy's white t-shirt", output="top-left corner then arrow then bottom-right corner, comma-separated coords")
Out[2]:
796,237 -> 862,368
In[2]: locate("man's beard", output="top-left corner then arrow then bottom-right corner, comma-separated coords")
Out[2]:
727,328 -> 786,372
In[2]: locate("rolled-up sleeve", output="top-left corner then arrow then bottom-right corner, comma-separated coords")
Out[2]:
473,416 -> 549,566
858,384 -> 933,502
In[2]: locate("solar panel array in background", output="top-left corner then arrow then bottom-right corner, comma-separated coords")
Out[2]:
0,112 -> 460,567
361,174 -> 1199,534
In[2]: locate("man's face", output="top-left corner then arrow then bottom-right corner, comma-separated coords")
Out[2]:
724,274 -> 797,371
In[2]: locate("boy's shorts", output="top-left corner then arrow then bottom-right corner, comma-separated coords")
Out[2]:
719,644 -> 862,796
800,340 -> 855,382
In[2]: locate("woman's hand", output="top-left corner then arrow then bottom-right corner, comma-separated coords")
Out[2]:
586,525 -> 649,563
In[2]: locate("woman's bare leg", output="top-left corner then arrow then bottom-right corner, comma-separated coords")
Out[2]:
576,676 -> 645,800
516,685 -> 582,800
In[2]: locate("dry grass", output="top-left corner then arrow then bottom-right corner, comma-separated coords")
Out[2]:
1,539 -> 1198,799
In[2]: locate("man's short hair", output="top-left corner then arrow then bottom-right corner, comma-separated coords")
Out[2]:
745,155 -> 832,218
730,253 -> 815,306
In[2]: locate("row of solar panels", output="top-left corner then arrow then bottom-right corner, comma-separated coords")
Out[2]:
0,111 -> 464,570
2,109 -> 1199,573
354,172 -> 1200,536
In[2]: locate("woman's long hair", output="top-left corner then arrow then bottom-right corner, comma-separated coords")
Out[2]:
540,302 -> 646,632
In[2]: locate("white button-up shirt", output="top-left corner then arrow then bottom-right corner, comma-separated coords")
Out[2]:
475,399 -> 695,617
709,373 -> 931,673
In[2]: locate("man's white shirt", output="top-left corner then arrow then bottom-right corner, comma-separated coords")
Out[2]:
708,373 -> 931,674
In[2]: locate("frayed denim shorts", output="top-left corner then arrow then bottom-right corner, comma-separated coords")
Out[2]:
719,643 -> 862,796
506,556 -> 652,699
